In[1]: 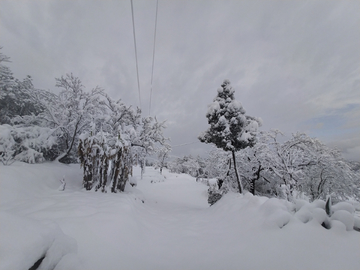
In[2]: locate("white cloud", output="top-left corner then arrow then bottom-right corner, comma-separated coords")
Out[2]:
0,0 -> 359,160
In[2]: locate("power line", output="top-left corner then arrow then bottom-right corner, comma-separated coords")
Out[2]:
172,141 -> 200,147
130,0 -> 141,108
149,0 -> 159,115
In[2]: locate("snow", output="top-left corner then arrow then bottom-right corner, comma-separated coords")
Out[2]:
206,101 -> 220,116
331,210 -> 354,231
0,212 -> 78,270
1,162 -> 360,270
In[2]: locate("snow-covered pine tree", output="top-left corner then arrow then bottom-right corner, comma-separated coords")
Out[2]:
199,79 -> 261,193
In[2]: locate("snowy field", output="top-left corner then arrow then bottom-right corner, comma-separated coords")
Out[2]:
1,162 -> 360,270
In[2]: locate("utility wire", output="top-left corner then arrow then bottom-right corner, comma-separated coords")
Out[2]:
172,141 -> 200,147
130,0 -> 141,108
149,0 -> 159,115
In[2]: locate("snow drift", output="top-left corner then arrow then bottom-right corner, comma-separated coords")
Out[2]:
0,162 -> 359,270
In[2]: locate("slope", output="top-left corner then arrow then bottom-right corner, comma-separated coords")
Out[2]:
0,162 -> 359,270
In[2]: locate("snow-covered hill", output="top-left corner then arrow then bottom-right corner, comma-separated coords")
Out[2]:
1,162 -> 359,270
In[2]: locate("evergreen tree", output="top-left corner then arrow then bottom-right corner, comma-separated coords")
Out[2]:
0,49 -> 43,124
199,79 -> 261,193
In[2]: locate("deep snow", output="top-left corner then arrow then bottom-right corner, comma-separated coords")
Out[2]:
1,162 -> 360,270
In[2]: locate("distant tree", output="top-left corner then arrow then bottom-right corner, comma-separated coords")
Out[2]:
235,131 -> 273,196
130,116 -> 168,153
199,80 -> 261,193
168,155 -> 205,177
203,147 -> 230,179
0,50 -> 43,124
0,49 -> 15,99
156,145 -> 171,174
241,130 -> 360,202
292,134 -> 360,202
130,116 -> 168,178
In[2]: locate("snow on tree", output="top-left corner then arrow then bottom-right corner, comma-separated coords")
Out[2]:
295,134 -> 360,202
0,124 -> 16,165
130,116 -> 168,153
0,49 -> 15,100
0,50 -> 43,125
0,124 -> 59,164
203,147 -> 230,179
130,116 -> 168,178
156,145 -> 172,174
236,130 -> 360,202
234,131 -> 275,196
99,92 -> 141,136
78,94 -> 168,193
12,73 -> 105,163
199,79 -> 262,193
78,127 -> 133,193
168,155 -> 205,177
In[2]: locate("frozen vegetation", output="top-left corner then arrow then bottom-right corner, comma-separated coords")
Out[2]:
1,162 -> 360,270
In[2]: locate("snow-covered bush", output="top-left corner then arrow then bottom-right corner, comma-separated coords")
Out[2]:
0,124 -> 60,164
0,124 -> 16,165
78,130 -> 133,193
293,198 -> 359,231
14,148 -> 44,164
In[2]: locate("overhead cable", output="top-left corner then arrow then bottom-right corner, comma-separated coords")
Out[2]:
149,0 -> 159,115
130,0 -> 141,108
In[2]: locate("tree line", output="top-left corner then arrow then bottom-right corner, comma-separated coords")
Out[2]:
1,50 -> 358,201
0,50 -> 169,192
169,80 -> 359,203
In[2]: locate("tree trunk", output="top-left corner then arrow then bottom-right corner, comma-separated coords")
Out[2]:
58,120 -> 80,163
232,150 -> 243,193
250,178 -> 255,195
226,158 -> 231,177
250,165 -> 262,195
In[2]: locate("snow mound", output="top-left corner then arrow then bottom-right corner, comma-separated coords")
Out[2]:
212,193 -> 359,232
0,211 -> 80,270
284,199 -> 358,231
260,198 -> 293,229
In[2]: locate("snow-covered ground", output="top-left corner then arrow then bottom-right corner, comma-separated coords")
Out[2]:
1,162 -> 359,270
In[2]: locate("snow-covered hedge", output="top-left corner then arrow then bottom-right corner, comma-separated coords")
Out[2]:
215,192 -> 360,232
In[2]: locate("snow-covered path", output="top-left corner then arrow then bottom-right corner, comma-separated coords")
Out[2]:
1,162 -> 360,270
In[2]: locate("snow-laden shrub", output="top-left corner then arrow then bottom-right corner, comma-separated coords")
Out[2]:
293,198 -> 358,231
208,192 -> 222,206
78,131 -> 132,193
0,124 -> 16,165
0,124 -> 59,164
14,148 -> 44,164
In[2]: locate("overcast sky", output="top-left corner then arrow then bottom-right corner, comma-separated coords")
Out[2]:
1,0 -> 359,161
